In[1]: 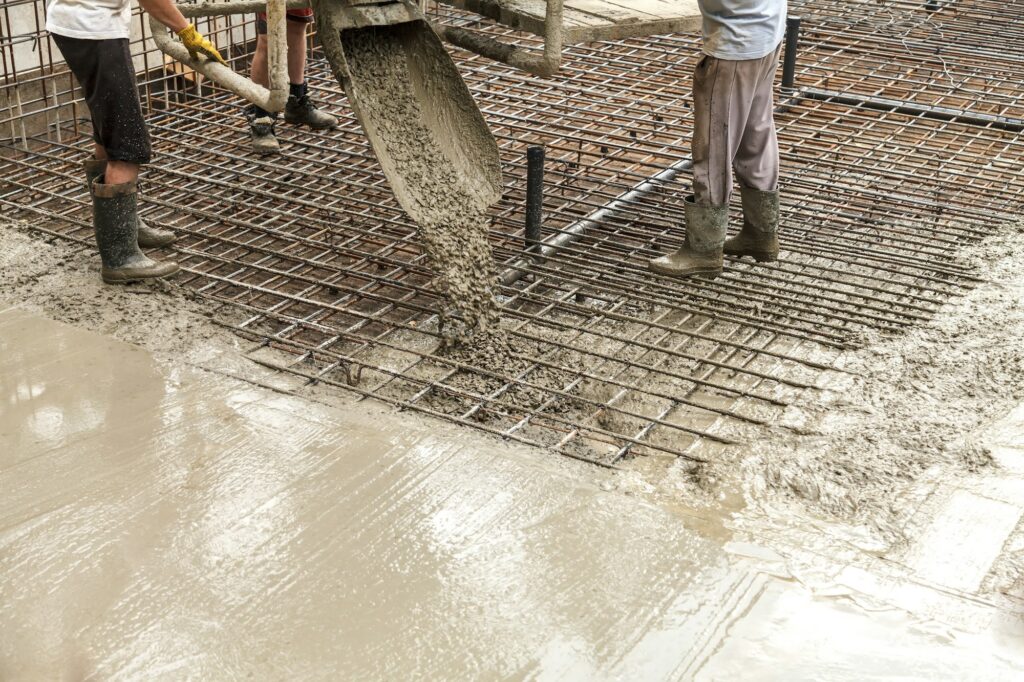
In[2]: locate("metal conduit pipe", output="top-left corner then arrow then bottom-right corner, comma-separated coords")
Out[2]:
781,15 -> 802,91
524,145 -> 545,254
801,88 -> 1024,133
499,156 -> 694,287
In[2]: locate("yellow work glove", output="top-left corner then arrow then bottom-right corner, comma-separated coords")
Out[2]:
177,24 -> 228,67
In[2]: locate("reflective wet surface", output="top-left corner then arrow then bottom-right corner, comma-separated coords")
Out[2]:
698,576 -> 1024,681
3,305 -> 1024,679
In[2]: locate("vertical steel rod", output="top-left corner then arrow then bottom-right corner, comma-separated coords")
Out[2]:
525,145 -> 545,254
782,15 -> 802,91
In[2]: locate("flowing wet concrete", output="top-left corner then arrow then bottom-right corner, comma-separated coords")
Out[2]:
4,303 -> 1024,679
0,304 -> 738,678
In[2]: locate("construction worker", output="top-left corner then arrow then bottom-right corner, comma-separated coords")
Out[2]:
650,0 -> 786,279
46,0 -> 225,283
246,8 -> 339,154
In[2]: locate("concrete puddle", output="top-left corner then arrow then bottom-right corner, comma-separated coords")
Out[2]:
0,305 -> 743,678
3,304 -> 1024,678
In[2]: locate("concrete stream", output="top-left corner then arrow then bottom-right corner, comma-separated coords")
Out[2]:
2,304 -> 1024,679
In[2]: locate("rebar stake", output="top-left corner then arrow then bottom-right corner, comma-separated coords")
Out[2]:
525,145 -> 545,257
782,16 -> 802,92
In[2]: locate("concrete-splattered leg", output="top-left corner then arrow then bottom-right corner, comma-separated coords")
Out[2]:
691,45 -> 783,206
734,44 -> 782,193
725,45 -> 783,262
692,54 -> 740,207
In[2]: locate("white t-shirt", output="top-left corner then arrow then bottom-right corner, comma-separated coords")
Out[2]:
46,0 -> 133,40
698,0 -> 787,60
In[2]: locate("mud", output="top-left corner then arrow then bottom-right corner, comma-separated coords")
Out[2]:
341,28 -> 504,352
0,222 -> 216,351
0,305 -> 740,679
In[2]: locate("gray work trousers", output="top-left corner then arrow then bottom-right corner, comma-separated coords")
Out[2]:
692,43 -> 783,206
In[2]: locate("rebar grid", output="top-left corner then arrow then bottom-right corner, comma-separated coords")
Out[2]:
3,0 -> 1023,465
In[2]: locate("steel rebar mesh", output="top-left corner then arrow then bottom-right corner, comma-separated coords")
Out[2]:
2,0 -> 1023,465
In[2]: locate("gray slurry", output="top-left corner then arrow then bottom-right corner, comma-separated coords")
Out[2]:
745,222 -> 1024,544
4,302 -> 1024,679
5,216 -> 1024,678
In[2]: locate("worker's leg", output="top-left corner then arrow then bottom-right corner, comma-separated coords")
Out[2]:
727,44 -> 783,263
246,21 -> 281,155
90,144 -> 136,183
51,34 -> 178,283
649,54 -> 736,279
102,159 -> 139,185
251,15 -> 308,87
733,44 -> 782,193
251,33 -> 269,88
286,19 -> 307,86
86,146 -> 173,248
692,54 -> 746,207
283,12 -> 338,129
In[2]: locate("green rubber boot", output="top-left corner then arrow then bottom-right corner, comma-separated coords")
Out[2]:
84,159 -> 176,248
649,196 -> 727,279
92,178 -> 180,284
724,187 -> 780,263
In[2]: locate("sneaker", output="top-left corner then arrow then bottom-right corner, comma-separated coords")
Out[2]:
284,95 -> 338,130
247,110 -> 281,155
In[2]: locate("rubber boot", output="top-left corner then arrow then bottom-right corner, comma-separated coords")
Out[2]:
92,178 -> 180,284
724,187 -> 780,263
83,159 -> 176,248
649,196 -> 727,278
246,105 -> 281,155
284,94 -> 338,130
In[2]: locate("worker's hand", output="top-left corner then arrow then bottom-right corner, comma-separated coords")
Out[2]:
177,24 -> 228,67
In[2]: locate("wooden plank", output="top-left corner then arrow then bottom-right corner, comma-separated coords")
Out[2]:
438,0 -> 702,44
563,0 -> 703,43
445,0 -> 609,38
565,0 -> 660,23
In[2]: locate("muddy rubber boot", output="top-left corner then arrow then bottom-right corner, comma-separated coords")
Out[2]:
284,95 -> 338,130
246,106 -> 281,155
92,178 -> 180,284
83,159 -> 176,248
649,196 -> 727,279
725,187 -> 780,263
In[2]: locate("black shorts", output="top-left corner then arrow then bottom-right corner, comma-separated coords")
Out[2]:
256,8 -> 315,34
51,34 -> 152,164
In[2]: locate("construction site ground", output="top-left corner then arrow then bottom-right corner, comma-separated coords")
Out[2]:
3,220 -> 1024,678
5,0 -> 1024,677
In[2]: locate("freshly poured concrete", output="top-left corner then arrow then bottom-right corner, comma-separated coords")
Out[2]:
0,305 -> 739,678
4,304 -> 1024,679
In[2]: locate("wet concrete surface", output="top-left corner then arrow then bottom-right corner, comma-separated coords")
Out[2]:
3,303 -> 1024,679
697,575 -> 1024,681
